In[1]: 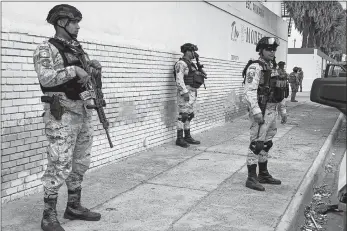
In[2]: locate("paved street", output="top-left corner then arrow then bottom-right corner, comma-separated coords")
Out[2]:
2,92 -> 344,231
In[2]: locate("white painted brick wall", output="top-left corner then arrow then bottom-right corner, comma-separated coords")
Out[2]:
1,31 -> 248,203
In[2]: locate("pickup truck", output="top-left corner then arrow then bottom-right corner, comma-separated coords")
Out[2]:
324,63 -> 347,78
311,62 -> 346,205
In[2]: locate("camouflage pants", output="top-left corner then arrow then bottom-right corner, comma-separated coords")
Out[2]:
290,83 -> 299,92
177,86 -> 197,130
42,109 -> 93,197
246,104 -> 278,165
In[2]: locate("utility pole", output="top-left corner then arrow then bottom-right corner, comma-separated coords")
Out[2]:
294,39 -> 296,48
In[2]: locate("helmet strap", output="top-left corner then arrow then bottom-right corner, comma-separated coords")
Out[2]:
56,19 -> 76,40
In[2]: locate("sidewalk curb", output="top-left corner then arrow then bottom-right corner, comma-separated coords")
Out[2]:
275,112 -> 345,231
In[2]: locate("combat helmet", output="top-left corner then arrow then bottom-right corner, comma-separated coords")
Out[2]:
256,37 -> 280,52
46,4 -> 82,25
278,61 -> 285,66
180,43 -> 198,53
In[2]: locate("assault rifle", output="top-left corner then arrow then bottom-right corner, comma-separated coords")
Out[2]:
258,69 -> 272,116
256,69 -> 272,139
71,46 -> 114,148
195,53 -> 207,89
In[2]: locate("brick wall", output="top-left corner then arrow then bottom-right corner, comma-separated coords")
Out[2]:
1,31 -> 248,203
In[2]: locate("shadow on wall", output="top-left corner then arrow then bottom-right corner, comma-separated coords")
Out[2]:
161,99 -> 177,128
224,90 -> 245,122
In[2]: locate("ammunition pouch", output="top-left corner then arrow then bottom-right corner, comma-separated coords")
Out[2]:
263,140 -> 273,152
41,95 -> 65,120
250,141 -> 264,155
178,112 -> 189,123
191,71 -> 206,89
258,69 -> 288,104
271,77 -> 287,103
257,93 -> 268,115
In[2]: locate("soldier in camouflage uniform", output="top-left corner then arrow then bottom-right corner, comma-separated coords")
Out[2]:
288,67 -> 300,102
277,61 -> 290,99
242,37 -> 287,191
174,43 -> 204,148
277,61 -> 288,79
297,67 -> 304,92
33,4 -> 101,231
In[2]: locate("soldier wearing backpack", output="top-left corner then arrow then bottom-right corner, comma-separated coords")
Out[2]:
242,37 -> 288,191
173,43 -> 206,148
288,67 -> 300,102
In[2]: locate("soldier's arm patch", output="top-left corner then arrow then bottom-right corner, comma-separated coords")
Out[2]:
39,49 -> 50,58
40,58 -> 52,68
175,62 -> 186,74
247,69 -> 255,83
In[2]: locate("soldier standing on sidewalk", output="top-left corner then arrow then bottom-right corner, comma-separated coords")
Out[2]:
289,67 -> 300,102
242,37 -> 287,191
277,61 -> 288,79
297,67 -> 304,92
173,43 -> 205,148
33,4 -> 102,231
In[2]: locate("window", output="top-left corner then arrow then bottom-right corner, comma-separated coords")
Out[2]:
333,66 -> 342,77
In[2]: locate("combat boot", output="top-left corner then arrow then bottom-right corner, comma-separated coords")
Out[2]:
176,130 -> 189,148
291,92 -> 298,102
245,164 -> 265,191
184,129 -> 200,145
41,196 -> 65,231
258,161 -> 281,184
64,187 -> 101,221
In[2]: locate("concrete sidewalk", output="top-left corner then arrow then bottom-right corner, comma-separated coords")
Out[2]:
2,94 -> 344,231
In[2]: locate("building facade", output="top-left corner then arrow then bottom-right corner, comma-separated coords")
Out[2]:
1,1 -> 288,202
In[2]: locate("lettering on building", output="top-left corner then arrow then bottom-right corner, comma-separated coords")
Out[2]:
246,27 -> 263,45
245,1 -> 265,18
230,55 -> 239,61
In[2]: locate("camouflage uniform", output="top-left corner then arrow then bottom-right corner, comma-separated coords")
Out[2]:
298,69 -> 304,92
243,58 -> 287,166
289,68 -> 300,102
174,43 -> 203,148
277,68 -> 288,81
34,38 -> 93,196
34,4 -> 101,231
175,60 -> 197,131
242,36 -> 286,192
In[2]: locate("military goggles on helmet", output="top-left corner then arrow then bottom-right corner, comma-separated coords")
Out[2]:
266,37 -> 280,46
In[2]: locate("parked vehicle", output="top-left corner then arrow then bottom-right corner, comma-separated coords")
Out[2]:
310,69 -> 346,205
324,62 -> 347,78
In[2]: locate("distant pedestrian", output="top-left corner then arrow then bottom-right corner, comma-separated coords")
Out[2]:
297,67 -> 304,92
288,67 -> 300,102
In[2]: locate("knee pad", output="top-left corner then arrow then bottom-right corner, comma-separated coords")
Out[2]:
188,112 -> 195,121
249,141 -> 264,155
263,140 -> 273,152
178,112 -> 189,123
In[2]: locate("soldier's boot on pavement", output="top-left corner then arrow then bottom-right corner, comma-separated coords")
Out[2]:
245,164 -> 265,191
176,129 -> 190,148
41,196 -> 65,231
258,161 -> 281,184
291,92 -> 298,102
64,187 -> 101,221
184,129 -> 201,145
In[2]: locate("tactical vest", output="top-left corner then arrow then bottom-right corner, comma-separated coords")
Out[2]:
174,58 -> 205,89
242,60 -> 289,104
288,72 -> 297,84
39,38 -> 86,100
